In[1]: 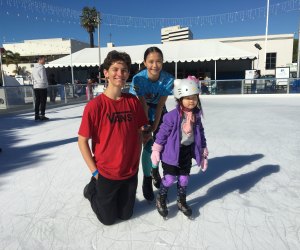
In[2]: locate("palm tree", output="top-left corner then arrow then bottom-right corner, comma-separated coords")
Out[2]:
80,7 -> 99,48
2,50 -> 22,75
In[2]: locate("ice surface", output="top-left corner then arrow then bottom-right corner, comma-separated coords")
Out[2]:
0,95 -> 299,250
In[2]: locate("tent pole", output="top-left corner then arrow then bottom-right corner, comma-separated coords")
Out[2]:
214,60 -> 217,81
175,62 -> 177,79
70,41 -> 74,84
0,50 -> 5,86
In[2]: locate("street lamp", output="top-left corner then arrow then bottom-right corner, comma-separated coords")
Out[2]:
297,15 -> 300,78
97,12 -> 101,83
254,43 -> 262,69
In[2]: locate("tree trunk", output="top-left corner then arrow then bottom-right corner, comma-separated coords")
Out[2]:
89,32 -> 94,48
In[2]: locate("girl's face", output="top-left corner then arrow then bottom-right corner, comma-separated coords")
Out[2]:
144,52 -> 163,81
104,61 -> 129,88
181,95 -> 198,109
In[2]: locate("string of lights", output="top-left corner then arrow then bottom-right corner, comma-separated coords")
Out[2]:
0,0 -> 299,28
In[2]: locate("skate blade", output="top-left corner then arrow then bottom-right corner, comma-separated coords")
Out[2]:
179,210 -> 193,219
186,215 -> 194,220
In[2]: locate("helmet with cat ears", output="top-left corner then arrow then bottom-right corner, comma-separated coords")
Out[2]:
173,78 -> 201,99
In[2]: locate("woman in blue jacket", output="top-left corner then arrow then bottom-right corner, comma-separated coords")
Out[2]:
130,47 -> 174,201
151,77 -> 209,218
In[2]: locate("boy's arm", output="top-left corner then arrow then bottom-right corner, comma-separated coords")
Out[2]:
78,135 -> 98,179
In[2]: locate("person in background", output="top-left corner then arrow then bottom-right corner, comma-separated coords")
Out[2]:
32,55 -> 49,121
201,82 -> 210,95
86,79 -> 93,100
86,78 -> 96,101
130,46 -> 174,202
78,50 -> 149,225
151,77 -> 209,218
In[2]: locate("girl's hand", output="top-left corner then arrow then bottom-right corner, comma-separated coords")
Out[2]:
202,147 -> 209,157
200,148 -> 209,172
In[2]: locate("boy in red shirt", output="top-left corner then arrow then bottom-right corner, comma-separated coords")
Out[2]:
78,51 -> 148,225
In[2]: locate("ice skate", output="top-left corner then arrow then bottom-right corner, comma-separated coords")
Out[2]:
156,194 -> 168,218
177,195 -> 192,217
151,167 -> 161,189
142,176 -> 154,201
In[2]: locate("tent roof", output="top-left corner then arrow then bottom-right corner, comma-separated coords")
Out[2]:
46,40 -> 256,68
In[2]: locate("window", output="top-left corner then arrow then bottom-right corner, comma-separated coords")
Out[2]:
265,53 -> 276,69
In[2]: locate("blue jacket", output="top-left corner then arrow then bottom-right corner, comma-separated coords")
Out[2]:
155,105 -> 207,167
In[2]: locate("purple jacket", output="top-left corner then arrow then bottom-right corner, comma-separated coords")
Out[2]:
155,105 -> 207,166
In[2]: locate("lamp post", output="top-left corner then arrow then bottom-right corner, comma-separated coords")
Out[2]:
97,12 -> 101,83
264,0 -> 270,74
297,15 -> 300,78
254,43 -> 262,70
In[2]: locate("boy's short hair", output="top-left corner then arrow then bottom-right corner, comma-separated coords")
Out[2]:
102,50 -> 131,71
36,55 -> 46,62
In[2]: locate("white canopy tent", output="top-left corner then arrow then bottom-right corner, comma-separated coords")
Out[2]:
46,40 -> 257,80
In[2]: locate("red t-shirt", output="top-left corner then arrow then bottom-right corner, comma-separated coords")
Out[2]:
78,93 -> 148,180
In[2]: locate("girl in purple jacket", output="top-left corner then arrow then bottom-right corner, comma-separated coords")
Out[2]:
151,77 -> 209,218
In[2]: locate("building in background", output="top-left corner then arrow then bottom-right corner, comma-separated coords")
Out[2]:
161,25 -> 193,43
210,34 -> 294,77
2,38 -> 89,79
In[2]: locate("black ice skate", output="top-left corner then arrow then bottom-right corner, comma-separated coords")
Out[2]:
177,195 -> 192,217
151,167 -> 161,189
156,194 -> 168,218
142,176 -> 154,201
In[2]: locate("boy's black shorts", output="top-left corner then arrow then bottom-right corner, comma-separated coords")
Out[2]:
86,172 -> 138,225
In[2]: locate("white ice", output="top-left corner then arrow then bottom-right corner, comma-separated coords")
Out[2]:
0,95 -> 300,250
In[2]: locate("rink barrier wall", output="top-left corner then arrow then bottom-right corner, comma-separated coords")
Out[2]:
0,79 -> 299,111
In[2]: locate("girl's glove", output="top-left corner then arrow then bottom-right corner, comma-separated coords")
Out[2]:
151,143 -> 163,166
200,148 -> 209,172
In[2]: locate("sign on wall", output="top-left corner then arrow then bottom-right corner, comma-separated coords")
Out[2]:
275,67 -> 290,79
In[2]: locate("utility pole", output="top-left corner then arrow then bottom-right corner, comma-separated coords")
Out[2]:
264,0 -> 270,75
97,11 -> 101,83
297,15 -> 300,78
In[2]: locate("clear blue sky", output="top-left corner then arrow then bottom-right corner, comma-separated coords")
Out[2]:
0,0 -> 299,47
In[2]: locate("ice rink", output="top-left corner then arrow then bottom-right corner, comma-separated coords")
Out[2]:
0,94 -> 300,250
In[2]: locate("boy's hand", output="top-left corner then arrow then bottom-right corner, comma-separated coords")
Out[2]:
141,124 -> 151,132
